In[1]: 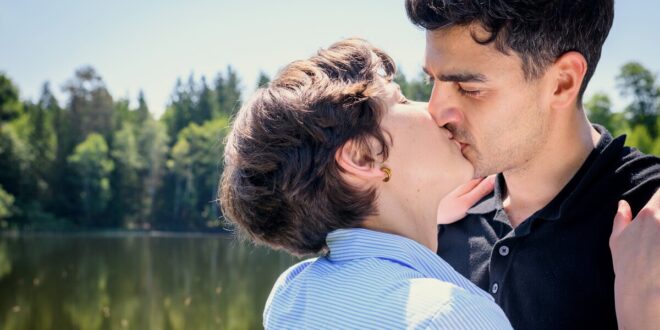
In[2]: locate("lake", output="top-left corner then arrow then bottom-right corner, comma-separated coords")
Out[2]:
0,233 -> 299,329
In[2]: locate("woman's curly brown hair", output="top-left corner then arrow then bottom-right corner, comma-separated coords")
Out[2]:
219,38 -> 396,256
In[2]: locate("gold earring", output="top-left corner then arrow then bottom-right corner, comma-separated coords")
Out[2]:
381,166 -> 392,182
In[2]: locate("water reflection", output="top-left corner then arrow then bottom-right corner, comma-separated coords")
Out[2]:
0,233 -> 298,329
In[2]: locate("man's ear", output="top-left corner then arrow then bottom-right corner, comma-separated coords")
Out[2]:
550,51 -> 587,110
335,139 -> 384,183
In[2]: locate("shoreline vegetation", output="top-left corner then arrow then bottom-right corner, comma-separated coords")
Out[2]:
0,229 -> 235,237
1,61 -> 659,232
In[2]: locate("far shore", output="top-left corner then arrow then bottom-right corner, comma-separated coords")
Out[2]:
0,229 -> 234,238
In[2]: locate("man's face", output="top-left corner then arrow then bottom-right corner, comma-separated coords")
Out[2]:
424,24 -> 551,178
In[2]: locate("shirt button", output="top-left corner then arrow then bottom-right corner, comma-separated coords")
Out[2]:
499,245 -> 510,256
491,283 -> 499,294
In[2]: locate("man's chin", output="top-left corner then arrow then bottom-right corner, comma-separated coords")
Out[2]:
463,155 -> 483,178
472,164 -> 499,179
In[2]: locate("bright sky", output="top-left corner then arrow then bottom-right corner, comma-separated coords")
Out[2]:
2,0 -> 659,118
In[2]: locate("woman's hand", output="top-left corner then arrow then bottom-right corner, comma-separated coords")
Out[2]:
436,175 -> 496,225
609,192 -> 660,330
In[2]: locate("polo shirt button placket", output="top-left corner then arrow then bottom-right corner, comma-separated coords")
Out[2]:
498,245 -> 509,256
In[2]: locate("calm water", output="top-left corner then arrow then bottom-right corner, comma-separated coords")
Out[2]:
0,233 -> 299,330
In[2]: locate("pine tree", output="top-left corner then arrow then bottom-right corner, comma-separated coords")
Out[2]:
135,90 -> 151,125
256,71 -> 270,88
215,66 -> 242,117
62,66 -> 115,144
196,76 -> 216,123
0,73 -> 22,122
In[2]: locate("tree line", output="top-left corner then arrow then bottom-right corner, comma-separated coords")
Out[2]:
0,62 -> 658,231
0,66 -> 249,231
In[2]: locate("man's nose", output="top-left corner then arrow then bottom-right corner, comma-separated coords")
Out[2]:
428,82 -> 462,128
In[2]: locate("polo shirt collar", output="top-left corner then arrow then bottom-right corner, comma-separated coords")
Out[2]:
465,125 -> 625,223
466,174 -> 506,215
326,228 -> 492,299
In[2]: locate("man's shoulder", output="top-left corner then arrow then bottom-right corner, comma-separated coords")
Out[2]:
609,144 -> 659,212
615,144 -> 660,181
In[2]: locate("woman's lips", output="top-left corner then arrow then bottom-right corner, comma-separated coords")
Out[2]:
446,129 -> 468,154
452,139 -> 468,154
451,139 -> 464,152
459,142 -> 468,153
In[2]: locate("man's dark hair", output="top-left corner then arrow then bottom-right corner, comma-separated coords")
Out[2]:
405,0 -> 614,99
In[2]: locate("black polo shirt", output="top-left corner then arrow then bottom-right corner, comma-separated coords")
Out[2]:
437,126 -> 660,330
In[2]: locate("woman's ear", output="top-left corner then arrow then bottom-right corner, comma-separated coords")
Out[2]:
550,51 -> 587,110
335,139 -> 384,183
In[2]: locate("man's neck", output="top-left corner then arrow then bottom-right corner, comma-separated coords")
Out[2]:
502,113 -> 601,228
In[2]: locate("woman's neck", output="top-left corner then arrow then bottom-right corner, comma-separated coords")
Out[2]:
362,191 -> 439,251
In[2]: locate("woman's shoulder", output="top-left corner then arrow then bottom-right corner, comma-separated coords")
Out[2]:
274,257 -> 319,284
264,264 -> 512,329
264,258 -> 317,301
406,278 -> 512,329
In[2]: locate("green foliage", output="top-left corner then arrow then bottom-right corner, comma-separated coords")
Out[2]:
395,70 -> 433,102
162,74 -> 224,143
256,71 -> 270,88
67,133 -> 114,226
583,62 -> 659,154
0,73 -> 23,122
616,62 -> 659,136
215,66 -> 242,117
0,185 -> 15,220
0,124 -> 32,198
135,90 -> 151,124
627,124 -> 654,153
585,93 -> 614,131
653,138 -> 660,155
135,119 -> 169,224
196,76 -> 217,124
655,117 -> 660,155
619,63 -> 660,152
1,59 -> 658,232
108,124 -> 143,227
62,66 -> 115,144
166,117 -> 229,229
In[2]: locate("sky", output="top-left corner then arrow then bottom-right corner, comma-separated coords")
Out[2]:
2,0 -> 659,118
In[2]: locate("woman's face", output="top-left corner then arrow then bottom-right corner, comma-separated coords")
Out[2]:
376,79 -> 474,246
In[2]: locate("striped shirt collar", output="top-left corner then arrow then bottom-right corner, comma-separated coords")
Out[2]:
326,228 -> 493,300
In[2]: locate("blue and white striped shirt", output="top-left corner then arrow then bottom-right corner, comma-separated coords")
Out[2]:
264,228 -> 512,329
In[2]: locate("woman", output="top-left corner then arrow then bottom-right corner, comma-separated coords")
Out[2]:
219,39 -> 512,329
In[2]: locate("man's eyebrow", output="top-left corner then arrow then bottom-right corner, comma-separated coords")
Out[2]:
422,67 -> 488,83
440,73 -> 488,83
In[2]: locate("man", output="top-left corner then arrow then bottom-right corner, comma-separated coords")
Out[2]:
404,0 -> 660,329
